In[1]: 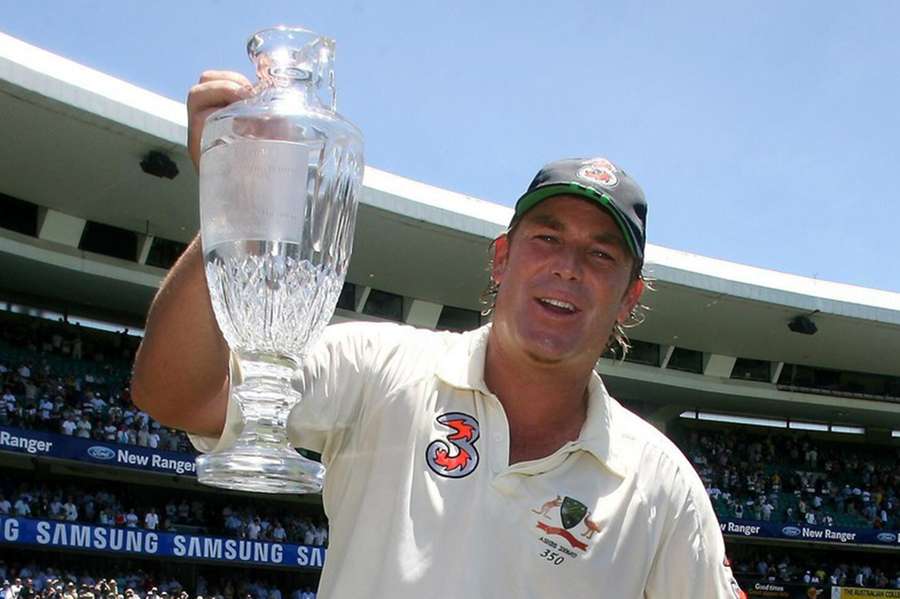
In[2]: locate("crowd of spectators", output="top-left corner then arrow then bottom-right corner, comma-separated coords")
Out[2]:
0,478 -> 327,548
677,425 -> 900,530
0,311 -> 191,454
0,559 -> 318,599
730,550 -> 900,589
220,506 -> 327,547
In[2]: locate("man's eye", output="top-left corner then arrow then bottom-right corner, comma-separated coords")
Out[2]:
589,249 -> 612,260
536,235 -> 557,243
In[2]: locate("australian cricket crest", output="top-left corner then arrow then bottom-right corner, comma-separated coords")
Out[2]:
560,496 -> 588,529
531,494 -> 603,557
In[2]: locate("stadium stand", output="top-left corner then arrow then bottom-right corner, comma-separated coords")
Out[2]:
0,310 -> 189,451
0,550 -> 321,598
729,545 -> 900,589
672,422 -> 900,530
3,307 -> 899,597
1,30 -> 899,598
0,473 -> 328,546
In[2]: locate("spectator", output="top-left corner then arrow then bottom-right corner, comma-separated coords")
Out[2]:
148,428 -> 160,450
762,500 -> 774,521
75,416 -> 92,439
137,427 -> 150,448
14,496 -> 31,517
271,522 -> 286,542
60,415 -> 76,436
48,497 -> 64,520
125,509 -> 139,528
247,518 -> 261,540
63,497 -> 78,522
144,508 -> 159,531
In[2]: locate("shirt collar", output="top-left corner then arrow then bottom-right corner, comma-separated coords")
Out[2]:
435,324 -> 494,395
436,325 -> 629,479
579,373 -> 629,478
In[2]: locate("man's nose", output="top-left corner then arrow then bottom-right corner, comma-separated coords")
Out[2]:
551,248 -> 582,281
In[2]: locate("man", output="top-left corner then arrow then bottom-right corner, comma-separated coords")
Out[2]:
144,507 -> 159,531
63,497 -> 78,522
13,496 -> 31,517
132,71 -> 742,598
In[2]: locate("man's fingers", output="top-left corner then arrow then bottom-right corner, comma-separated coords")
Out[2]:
198,70 -> 253,88
187,80 -> 253,115
187,80 -> 252,172
186,72 -> 254,172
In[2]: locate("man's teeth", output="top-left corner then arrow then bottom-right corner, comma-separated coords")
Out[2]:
540,298 -> 575,312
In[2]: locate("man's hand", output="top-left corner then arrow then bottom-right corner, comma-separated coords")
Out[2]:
186,70 -> 254,171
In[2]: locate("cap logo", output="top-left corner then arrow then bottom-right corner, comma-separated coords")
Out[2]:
576,159 -> 618,188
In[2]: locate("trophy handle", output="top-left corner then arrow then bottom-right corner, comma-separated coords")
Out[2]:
316,42 -> 337,112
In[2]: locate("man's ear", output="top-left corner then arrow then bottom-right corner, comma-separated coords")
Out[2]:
616,277 -> 645,324
491,234 -> 510,285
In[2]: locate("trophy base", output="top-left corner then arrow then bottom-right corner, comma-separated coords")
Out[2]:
196,446 -> 325,494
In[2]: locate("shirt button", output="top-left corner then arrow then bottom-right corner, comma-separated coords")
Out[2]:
493,433 -> 503,443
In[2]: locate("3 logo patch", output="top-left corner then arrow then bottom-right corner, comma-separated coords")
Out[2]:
425,412 -> 480,478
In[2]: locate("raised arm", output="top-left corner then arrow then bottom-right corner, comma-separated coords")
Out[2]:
131,71 -> 253,436
132,234 -> 228,436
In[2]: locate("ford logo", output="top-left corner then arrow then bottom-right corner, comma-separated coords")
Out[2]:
876,532 -> 897,543
781,526 -> 802,537
87,446 -> 115,460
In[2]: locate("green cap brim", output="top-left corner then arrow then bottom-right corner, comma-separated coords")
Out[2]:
513,183 -> 641,259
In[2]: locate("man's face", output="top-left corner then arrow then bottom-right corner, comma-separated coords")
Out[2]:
491,195 -> 644,367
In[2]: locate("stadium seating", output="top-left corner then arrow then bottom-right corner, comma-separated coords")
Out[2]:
2,310 -> 899,596
673,423 -> 899,531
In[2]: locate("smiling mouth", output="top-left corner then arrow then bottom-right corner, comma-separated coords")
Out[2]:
537,297 -> 578,314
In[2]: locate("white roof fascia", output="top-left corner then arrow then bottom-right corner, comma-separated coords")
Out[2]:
0,31 -> 186,145
2,31 -> 899,324
361,168 -> 900,325
646,245 -> 900,324
362,167 -> 510,238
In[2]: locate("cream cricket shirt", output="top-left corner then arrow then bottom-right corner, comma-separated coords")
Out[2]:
192,322 -> 743,599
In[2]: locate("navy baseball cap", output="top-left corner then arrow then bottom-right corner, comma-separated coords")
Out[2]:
511,157 -> 647,261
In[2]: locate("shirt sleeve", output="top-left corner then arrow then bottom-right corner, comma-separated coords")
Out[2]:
285,322 -> 382,463
644,469 -> 744,599
188,322 -> 383,462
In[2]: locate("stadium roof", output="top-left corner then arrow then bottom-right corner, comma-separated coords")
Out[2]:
1,31 -> 899,428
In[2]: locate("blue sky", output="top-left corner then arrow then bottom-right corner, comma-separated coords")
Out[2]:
4,1 -> 899,292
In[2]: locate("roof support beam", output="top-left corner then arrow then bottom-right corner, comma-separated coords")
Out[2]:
353,286 -> 371,313
660,345 -> 676,369
703,353 -> 737,378
38,208 -> 84,247
403,299 -> 443,329
771,361 -> 785,384
137,234 -> 153,265
643,403 -> 691,434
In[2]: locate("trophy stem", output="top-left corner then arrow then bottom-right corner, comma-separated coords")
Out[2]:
233,354 -> 296,444
196,353 -> 325,494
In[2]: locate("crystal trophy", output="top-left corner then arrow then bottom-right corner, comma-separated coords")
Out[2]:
195,26 -> 364,493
